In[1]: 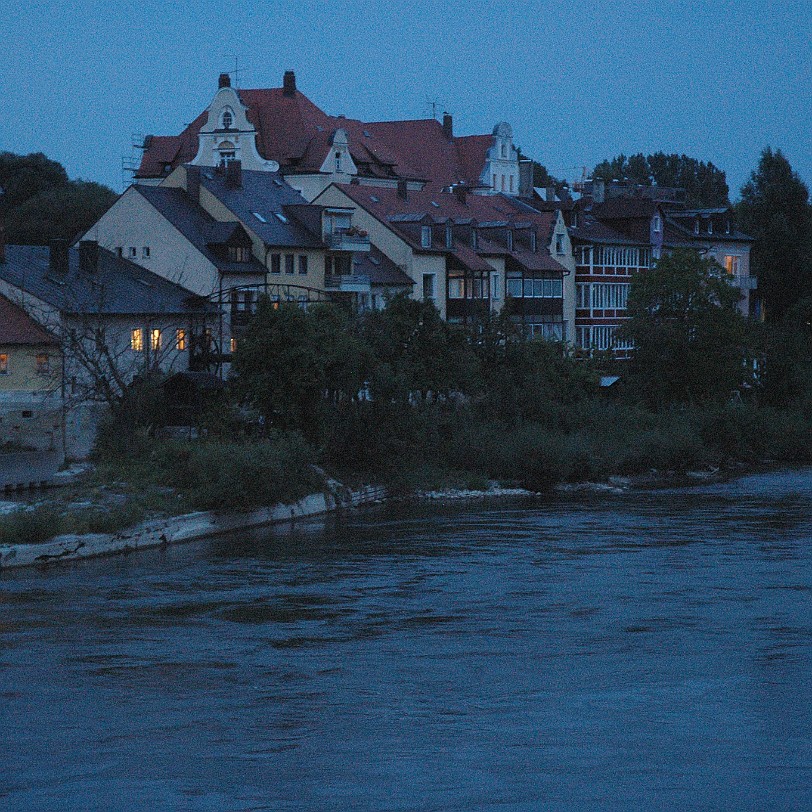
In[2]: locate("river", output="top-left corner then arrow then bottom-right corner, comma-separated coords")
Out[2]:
2,469 -> 811,810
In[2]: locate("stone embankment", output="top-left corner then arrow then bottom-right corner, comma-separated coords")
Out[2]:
0,484 -> 386,571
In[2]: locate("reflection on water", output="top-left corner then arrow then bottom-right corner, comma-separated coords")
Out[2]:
2,469 -> 812,810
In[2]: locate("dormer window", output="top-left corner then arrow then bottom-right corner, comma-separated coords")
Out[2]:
421,226 -> 432,248
220,108 -> 234,130
335,152 -> 342,173
445,224 -> 453,248
555,233 -> 564,255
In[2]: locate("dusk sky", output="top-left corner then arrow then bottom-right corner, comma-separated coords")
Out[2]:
3,0 -> 810,197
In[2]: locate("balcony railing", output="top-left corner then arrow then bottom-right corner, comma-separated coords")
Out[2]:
325,274 -> 371,292
327,232 -> 371,252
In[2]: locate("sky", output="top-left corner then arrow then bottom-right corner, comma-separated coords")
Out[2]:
2,0 -> 811,198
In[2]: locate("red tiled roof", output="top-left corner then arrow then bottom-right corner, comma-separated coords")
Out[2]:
137,83 -> 496,188
0,295 -> 58,345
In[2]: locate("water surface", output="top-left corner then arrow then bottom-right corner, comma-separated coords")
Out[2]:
2,469 -> 811,810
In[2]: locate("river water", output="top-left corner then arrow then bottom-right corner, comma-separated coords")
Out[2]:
2,469 -> 811,811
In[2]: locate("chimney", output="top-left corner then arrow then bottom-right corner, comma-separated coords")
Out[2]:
397,179 -> 408,200
518,159 -> 533,197
546,185 -> 556,203
453,184 -> 468,205
79,240 -> 99,273
218,73 -> 231,89
49,239 -> 69,274
187,165 -> 201,203
442,112 -> 453,139
225,160 -> 242,189
593,178 -> 605,204
283,70 -> 296,97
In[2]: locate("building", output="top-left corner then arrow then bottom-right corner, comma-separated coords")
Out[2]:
0,294 -> 62,452
313,183 -> 574,338
132,72 -> 527,201
84,161 -> 413,352
560,180 -> 754,356
0,240 -> 215,455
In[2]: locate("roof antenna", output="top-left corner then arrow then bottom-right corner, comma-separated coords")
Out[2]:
225,55 -> 247,88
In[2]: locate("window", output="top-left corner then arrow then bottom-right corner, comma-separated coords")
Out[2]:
285,254 -> 295,274
492,273 -> 501,299
36,353 -> 50,374
707,220 -> 713,235
447,276 -> 465,299
150,329 -> 162,351
221,108 -> 234,129
421,226 -> 432,248
298,255 -> 308,275
576,283 -> 590,309
501,175 -> 506,192
335,151 -> 342,173
176,329 -> 186,351
445,224 -> 453,248
230,337 -> 237,353
142,247 -> 150,258
555,233 -> 565,255
506,273 -> 522,298
590,283 -> 630,310
501,143 -> 507,158
270,253 -> 281,274
228,246 -> 251,263
724,255 -> 740,276
131,328 -> 144,351
509,175 -> 514,193
653,215 -> 662,233
0,353 -> 7,374
115,247 -> 123,257
422,273 -> 435,301
493,173 -> 497,189
129,247 -> 137,258
506,230 -> 513,251
530,231 -> 537,252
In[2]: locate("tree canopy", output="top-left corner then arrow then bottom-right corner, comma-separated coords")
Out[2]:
737,147 -> 812,323
619,249 -> 755,407
0,152 -> 117,245
592,152 -> 729,207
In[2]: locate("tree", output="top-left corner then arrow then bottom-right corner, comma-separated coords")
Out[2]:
619,250 -> 756,407
593,153 -> 729,207
0,152 -> 117,244
737,148 -> 812,322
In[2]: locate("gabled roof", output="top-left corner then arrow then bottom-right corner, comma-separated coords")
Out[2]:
332,184 -> 566,273
136,79 -> 499,189
0,294 -> 58,345
352,246 -> 414,287
197,168 -> 323,248
0,246 -> 215,317
133,185 -> 266,274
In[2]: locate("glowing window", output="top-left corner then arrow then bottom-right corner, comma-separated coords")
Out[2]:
230,337 -> 237,353
0,353 -> 7,374
131,328 -> 144,351
724,256 -> 740,275
176,329 -> 186,351
150,329 -> 162,351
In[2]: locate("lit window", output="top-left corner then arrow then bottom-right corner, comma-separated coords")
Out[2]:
230,337 -> 237,353
421,226 -> 432,248
724,256 -> 740,276
285,254 -> 295,274
176,329 -> 186,351
0,353 -> 7,374
299,255 -> 308,274
142,247 -> 150,258
36,353 -> 50,374
131,328 -> 144,351
150,329 -> 161,351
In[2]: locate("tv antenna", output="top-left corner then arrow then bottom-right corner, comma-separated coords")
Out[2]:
225,55 -> 247,88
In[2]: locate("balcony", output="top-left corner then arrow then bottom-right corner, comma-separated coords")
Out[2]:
325,274 -> 371,293
327,231 -> 371,252
728,275 -> 757,291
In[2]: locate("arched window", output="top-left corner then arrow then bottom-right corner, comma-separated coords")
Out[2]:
221,108 -> 234,129
501,143 -> 507,158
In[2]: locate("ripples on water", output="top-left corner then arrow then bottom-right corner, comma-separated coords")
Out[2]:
2,469 -> 812,810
